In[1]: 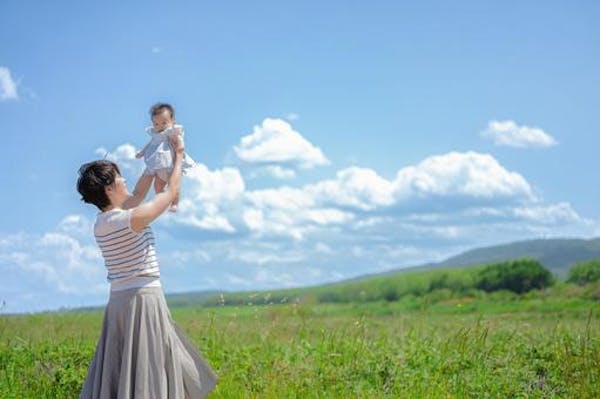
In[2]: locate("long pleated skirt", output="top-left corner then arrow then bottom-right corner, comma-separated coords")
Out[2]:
80,286 -> 217,398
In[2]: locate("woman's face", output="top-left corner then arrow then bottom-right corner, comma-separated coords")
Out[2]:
107,174 -> 130,206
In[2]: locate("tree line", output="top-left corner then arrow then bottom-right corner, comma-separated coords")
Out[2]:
205,259 -> 600,307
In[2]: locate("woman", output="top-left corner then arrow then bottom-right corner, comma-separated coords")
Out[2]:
77,135 -> 217,398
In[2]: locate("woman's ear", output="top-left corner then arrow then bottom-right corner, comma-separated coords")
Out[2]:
104,183 -> 114,196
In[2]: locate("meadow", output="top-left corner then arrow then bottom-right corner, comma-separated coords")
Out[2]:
2,260 -> 600,398
1,291 -> 599,398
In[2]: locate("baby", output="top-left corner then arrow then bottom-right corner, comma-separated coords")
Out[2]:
136,103 -> 195,212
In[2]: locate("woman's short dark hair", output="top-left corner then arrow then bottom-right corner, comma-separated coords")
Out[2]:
77,160 -> 120,210
150,103 -> 175,119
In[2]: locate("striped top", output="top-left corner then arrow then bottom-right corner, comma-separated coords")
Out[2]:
94,208 -> 160,291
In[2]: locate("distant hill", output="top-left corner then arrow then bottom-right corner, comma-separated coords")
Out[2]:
71,237 -> 600,311
414,237 -> 600,278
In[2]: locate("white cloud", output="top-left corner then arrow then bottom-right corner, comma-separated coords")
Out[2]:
179,214 -> 235,232
260,165 -> 297,179
169,199 -> 236,233
185,163 -> 245,202
308,167 -> 394,211
393,151 -> 534,201
0,67 -> 18,101
234,118 -> 329,169
512,202 -> 581,225
304,208 -> 353,225
481,120 -> 557,148
246,165 -> 297,180
151,46 -> 162,53
303,152 -> 532,212
92,145 -> 573,248
175,151 -> 564,241
315,242 -> 333,254
240,206 -> 308,239
7,133 -> 596,313
242,208 -> 264,231
95,143 -> 143,176
226,249 -> 305,265
244,186 -> 354,239
0,219 -> 104,296
352,216 -> 390,229
246,186 -> 313,211
57,214 -> 93,238
285,112 -> 299,121
169,164 -> 245,232
196,214 -> 236,232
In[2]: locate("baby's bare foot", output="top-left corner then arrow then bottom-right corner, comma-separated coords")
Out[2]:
168,204 -> 178,213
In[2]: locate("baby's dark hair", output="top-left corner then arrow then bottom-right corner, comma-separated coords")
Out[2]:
77,160 -> 121,210
150,103 -> 175,119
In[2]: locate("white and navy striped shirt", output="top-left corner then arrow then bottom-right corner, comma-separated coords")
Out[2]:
94,208 -> 161,291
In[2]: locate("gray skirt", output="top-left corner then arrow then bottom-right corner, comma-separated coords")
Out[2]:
80,286 -> 217,398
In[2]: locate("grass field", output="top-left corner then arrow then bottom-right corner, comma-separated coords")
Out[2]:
1,295 -> 599,398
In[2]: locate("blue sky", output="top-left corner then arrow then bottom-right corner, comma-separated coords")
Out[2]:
1,1 -> 599,313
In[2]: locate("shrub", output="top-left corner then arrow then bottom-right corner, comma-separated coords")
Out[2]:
567,260 -> 600,286
586,281 -> 600,301
382,287 -> 399,302
476,259 -> 554,294
423,288 -> 454,304
429,273 -> 450,291
317,291 -> 344,303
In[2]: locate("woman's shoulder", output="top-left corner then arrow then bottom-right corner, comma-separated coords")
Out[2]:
94,208 -> 132,237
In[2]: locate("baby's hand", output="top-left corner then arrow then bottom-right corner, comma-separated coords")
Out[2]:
135,151 -> 144,159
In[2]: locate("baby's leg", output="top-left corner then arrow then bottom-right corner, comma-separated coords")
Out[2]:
131,174 -> 154,203
154,176 -> 168,194
156,168 -> 178,212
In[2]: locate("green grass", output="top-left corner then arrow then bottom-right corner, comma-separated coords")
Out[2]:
1,298 -> 599,398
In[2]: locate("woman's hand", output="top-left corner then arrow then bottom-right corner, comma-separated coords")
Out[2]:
169,133 -> 185,155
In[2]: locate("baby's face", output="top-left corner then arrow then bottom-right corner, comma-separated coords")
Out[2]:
152,109 -> 174,132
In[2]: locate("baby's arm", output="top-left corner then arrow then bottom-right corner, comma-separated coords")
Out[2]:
136,140 -> 152,159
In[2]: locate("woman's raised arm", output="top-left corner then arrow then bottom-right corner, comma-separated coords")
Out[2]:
122,174 -> 154,210
129,136 -> 184,232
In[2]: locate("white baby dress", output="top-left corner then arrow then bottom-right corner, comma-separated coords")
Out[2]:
142,124 -> 196,180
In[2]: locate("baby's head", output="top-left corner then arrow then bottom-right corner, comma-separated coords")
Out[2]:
149,103 -> 175,132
